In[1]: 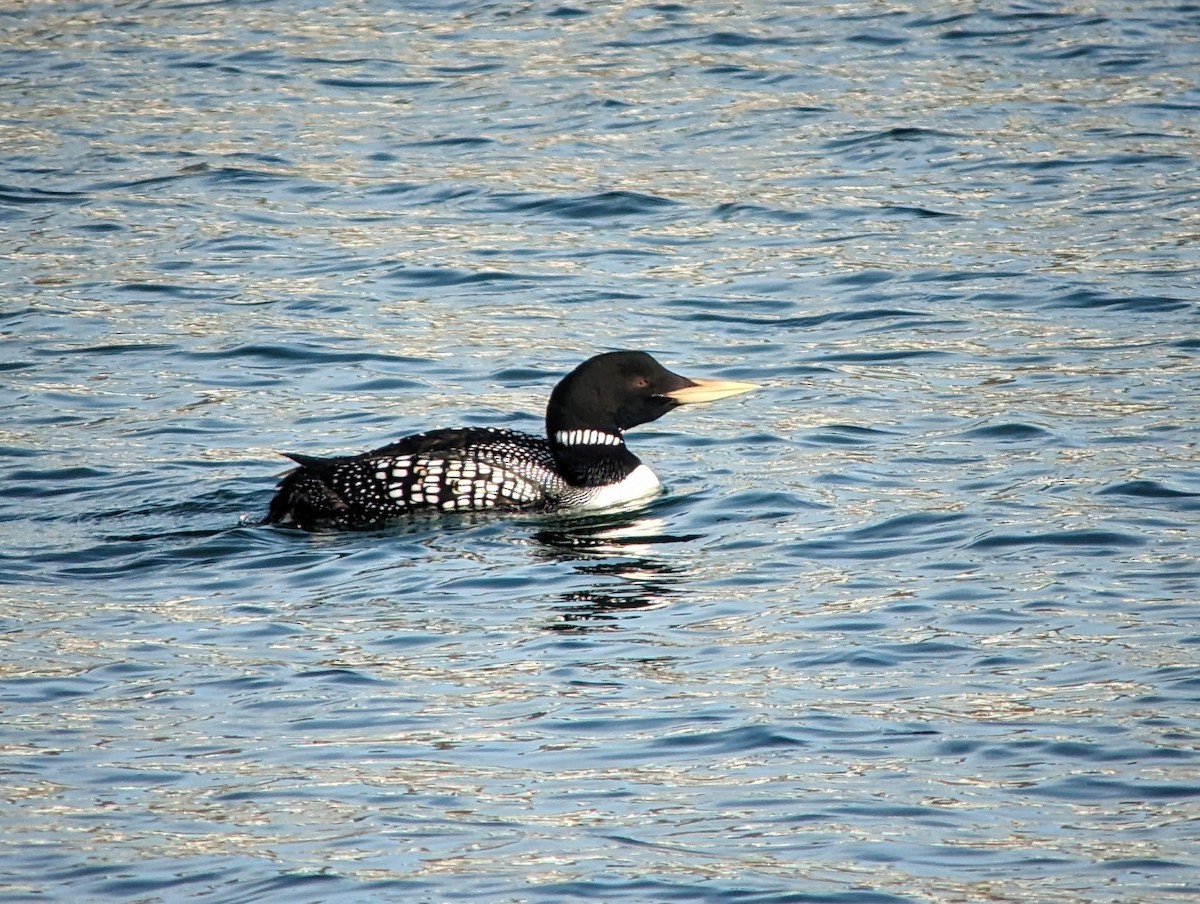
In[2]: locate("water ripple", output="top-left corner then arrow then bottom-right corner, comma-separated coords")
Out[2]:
484,189 -> 678,220
1100,479 -> 1200,500
4,1 -> 1200,901
968,529 -> 1145,551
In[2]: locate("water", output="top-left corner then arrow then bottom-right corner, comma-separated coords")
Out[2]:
3,2 -> 1199,901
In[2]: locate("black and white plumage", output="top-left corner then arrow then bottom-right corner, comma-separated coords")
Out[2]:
265,350 -> 756,531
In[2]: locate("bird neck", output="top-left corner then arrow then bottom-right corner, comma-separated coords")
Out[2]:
547,427 -> 641,487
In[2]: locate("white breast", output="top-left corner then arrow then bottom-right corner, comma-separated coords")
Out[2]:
578,464 -> 662,510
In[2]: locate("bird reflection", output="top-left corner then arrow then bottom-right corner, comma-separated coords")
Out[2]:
529,506 -> 699,631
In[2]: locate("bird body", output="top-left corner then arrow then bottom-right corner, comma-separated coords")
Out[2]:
266,351 -> 755,531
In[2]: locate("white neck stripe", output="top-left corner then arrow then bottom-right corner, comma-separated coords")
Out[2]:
555,429 -> 623,447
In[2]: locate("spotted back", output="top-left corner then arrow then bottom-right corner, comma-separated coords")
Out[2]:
324,428 -> 563,522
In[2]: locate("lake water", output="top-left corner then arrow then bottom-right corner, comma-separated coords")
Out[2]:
3,2 -> 1199,902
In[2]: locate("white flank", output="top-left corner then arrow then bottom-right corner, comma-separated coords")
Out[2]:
578,464 -> 662,510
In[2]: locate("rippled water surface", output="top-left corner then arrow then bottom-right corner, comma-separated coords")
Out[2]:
4,2 -> 1200,902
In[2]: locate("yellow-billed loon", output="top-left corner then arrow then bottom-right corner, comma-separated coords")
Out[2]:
266,350 -> 756,531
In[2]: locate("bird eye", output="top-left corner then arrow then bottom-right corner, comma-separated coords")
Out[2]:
633,376 -> 649,388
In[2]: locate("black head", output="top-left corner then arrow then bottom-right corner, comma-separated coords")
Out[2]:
545,351 -> 694,438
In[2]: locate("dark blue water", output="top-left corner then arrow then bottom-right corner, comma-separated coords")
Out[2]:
3,2 -> 1199,902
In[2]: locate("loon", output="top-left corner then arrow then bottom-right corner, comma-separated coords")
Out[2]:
265,350 -> 756,531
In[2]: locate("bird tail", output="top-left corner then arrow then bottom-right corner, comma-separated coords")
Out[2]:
264,454 -> 348,530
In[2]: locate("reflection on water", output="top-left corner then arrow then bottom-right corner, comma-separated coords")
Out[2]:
531,508 -> 698,629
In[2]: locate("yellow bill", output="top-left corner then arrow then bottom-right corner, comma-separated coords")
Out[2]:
664,377 -> 759,405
